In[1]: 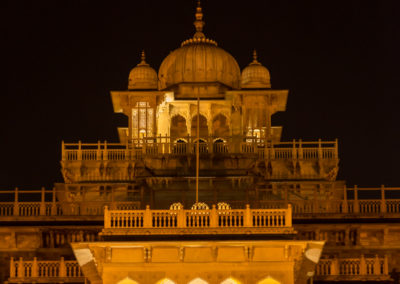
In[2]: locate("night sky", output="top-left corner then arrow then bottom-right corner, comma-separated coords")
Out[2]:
4,0 -> 399,189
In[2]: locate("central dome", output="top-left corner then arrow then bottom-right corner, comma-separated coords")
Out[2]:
158,40 -> 241,90
158,2 -> 240,91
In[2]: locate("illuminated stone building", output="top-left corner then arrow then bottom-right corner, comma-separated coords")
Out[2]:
1,2 -> 399,284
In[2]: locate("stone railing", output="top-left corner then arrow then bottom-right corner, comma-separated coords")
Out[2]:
0,187 -> 140,218
102,205 -> 293,235
1,186 -> 399,219
7,257 -> 85,283
315,255 -> 390,281
62,138 -> 338,161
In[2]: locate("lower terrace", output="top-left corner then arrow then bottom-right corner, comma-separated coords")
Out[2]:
62,138 -> 338,161
6,255 -> 391,283
0,186 -> 399,220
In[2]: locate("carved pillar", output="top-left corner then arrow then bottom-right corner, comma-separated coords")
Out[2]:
374,255 -> 381,275
59,257 -> 66,277
104,206 -> 110,228
210,204 -> 218,227
381,185 -> 386,213
144,205 -> 152,227
286,204 -> 292,227
51,187 -> 57,216
331,257 -> 339,275
40,186 -> 46,216
342,185 -> 348,213
360,254 -> 366,275
32,257 -> 38,277
13,187 -> 19,216
18,257 -> 24,278
354,185 -> 359,213
384,254 -> 389,275
245,204 -> 252,227
10,257 -> 15,278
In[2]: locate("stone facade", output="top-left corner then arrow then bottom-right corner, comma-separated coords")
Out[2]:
2,1 -> 400,284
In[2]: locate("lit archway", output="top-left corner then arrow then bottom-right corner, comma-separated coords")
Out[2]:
117,277 -> 139,284
156,278 -> 176,284
257,277 -> 281,284
188,278 -> 208,284
221,277 -> 242,284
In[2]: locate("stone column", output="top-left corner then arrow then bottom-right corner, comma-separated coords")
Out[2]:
354,185 -> 359,213
40,187 -> 46,216
360,254 -> 366,275
13,187 -> 19,216
32,257 -> 38,277
381,185 -> 387,213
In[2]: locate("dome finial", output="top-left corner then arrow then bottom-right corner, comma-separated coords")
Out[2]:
251,49 -> 261,65
193,0 -> 205,39
138,50 -> 148,66
253,49 -> 258,62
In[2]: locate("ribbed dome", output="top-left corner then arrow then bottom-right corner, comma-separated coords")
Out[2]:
158,1 -> 240,91
128,51 -> 158,90
158,40 -> 241,90
241,50 -> 271,89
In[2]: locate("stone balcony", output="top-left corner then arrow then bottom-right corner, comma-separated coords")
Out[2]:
100,204 -> 294,237
60,138 -> 339,183
6,257 -> 85,284
0,187 -> 399,221
6,255 -> 391,283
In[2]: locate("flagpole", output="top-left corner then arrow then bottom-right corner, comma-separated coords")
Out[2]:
196,93 -> 200,204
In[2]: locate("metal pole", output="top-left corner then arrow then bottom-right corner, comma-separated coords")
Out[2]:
196,94 -> 200,203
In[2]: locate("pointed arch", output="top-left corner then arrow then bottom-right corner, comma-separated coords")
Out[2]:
188,278 -> 208,284
156,278 -> 176,284
117,277 -> 139,284
221,277 -> 242,284
257,276 -> 281,284
171,114 -> 188,138
191,114 -> 208,137
212,113 -> 230,137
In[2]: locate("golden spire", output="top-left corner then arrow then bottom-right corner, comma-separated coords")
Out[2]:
193,0 -> 205,39
137,50 -> 149,66
251,49 -> 261,65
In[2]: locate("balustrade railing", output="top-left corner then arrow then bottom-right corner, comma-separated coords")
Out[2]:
1,186 -> 399,218
9,257 -> 84,281
103,205 -> 292,230
62,138 -> 338,161
316,255 -> 389,279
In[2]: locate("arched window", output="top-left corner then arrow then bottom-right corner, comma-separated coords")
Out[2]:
188,278 -> 208,284
213,138 -> 228,153
192,138 -> 208,154
132,101 -> 154,139
172,138 -> 188,154
171,115 -> 188,138
191,114 -> 208,138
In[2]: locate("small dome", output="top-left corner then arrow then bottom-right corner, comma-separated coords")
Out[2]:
128,51 -> 158,90
241,50 -> 271,89
158,1 -> 241,91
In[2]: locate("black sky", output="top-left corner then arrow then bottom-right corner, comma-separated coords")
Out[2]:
4,0 -> 399,189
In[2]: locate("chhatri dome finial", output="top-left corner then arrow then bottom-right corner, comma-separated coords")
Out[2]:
138,50 -> 149,66
193,0 -> 205,39
251,49 -> 261,65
